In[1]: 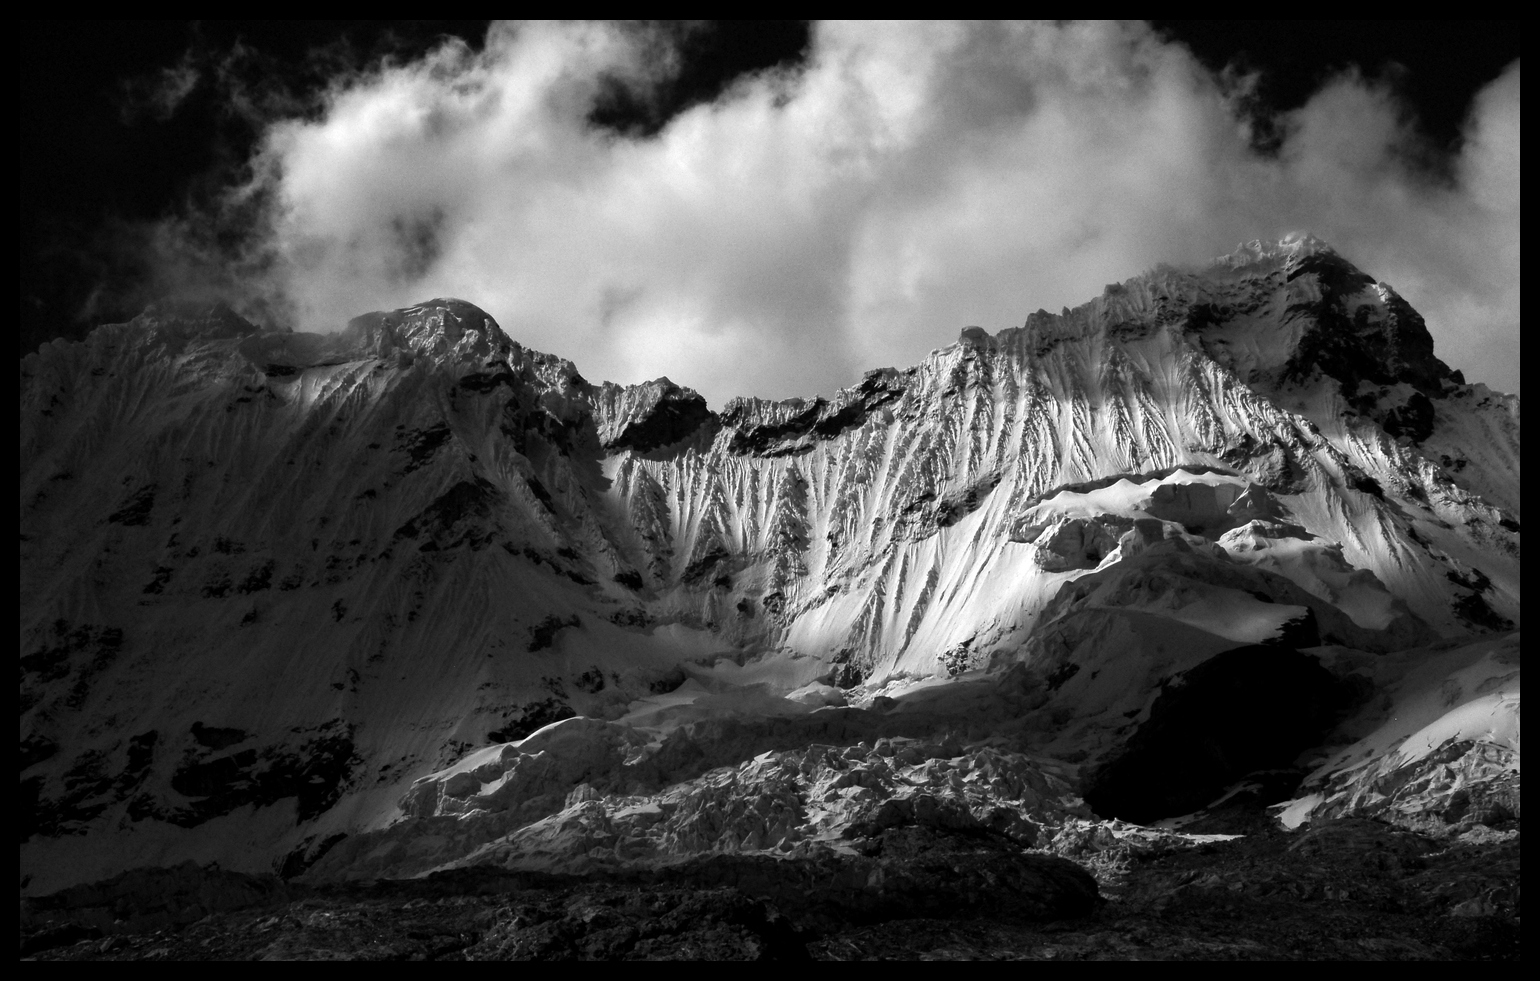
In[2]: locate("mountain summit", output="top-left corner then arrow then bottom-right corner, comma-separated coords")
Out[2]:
20,239 -> 1519,896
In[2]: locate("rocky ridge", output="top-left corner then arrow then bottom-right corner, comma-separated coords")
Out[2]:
19,236 -> 1519,959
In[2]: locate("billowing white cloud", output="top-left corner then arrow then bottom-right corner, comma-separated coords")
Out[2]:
213,21 -> 1520,402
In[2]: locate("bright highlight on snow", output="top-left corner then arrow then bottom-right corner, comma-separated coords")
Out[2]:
20,238 -> 1519,919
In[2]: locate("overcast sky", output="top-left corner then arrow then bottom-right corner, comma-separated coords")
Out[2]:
29,22 -> 1523,403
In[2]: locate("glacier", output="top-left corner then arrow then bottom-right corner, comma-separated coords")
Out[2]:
20,236 -> 1519,897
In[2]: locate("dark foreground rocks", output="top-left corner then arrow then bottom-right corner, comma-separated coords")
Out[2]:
21,821 -> 1519,960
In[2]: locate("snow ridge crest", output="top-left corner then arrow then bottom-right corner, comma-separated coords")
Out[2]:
341,298 -> 511,363
1212,232 -> 1337,270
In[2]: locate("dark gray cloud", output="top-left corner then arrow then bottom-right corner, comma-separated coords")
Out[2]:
116,55 -> 201,123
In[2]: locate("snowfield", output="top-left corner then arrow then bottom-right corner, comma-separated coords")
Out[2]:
20,237 -> 1519,894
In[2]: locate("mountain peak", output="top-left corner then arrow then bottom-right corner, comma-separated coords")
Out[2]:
1211,233 -> 1338,272
20,234 -> 1519,902
128,299 -> 260,341
342,298 -> 510,362
221,298 -> 513,375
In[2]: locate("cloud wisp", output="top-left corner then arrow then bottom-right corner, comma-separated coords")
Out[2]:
160,21 -> 1522,402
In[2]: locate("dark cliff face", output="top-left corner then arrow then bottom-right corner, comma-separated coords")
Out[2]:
721,369 -> 908,457
1170,246 -> 1463,447
601,381 -> 717,454
1279,251 -> 1455,401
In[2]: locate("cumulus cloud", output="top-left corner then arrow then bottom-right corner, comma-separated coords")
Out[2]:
181,21 -> 1520,401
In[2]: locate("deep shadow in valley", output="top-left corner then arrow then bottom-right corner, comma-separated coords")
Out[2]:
20,815 -> 1519,961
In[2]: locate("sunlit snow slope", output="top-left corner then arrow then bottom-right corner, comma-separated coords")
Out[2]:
20,237 -> 1519,892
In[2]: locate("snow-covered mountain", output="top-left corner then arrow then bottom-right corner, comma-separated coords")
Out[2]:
20,235 -> 1519,894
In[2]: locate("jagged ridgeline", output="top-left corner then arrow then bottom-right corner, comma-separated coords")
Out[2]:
20,236 -> 1519,893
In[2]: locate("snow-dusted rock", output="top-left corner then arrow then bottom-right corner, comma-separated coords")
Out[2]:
19,240 -> 1521,893
1276,632 -> 1520,834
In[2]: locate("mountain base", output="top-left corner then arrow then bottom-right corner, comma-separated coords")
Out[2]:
22,814 -> 1518,961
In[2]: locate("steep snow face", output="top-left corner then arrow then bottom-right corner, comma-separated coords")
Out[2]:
597,237 -> 1517,685
19,239 -> 1520,892
1275,633 -> 1520,834
22,299 -> 683,891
